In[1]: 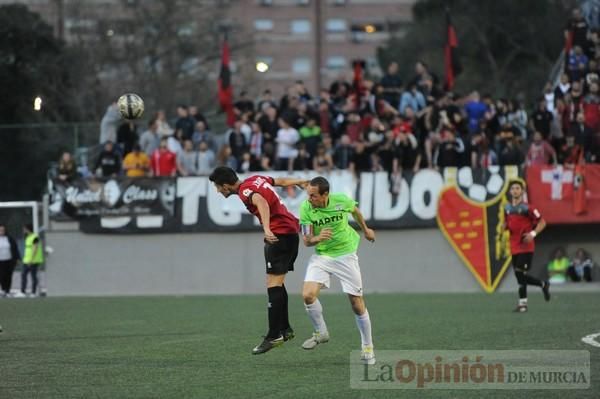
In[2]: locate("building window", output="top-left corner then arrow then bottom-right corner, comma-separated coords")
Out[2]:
291,19 -> 311,35
332,0 -> 347,5
297,0 -> 310,5
325,19 -> 347,33
326,56 -> 347,70
259,0 -> 274,6
292,58 -> 311,74
254,19 -> 274,31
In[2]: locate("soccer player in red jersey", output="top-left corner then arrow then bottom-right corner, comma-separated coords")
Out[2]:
209,166 -> 308,354
504,180 -> 550,312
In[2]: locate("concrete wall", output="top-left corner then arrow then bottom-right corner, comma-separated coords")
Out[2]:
39,224 -> 599,296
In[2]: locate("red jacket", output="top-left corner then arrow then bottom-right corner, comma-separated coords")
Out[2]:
151,149 -> 177,176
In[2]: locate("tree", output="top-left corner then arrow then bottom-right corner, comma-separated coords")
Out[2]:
0,4 -> 83,201
378,0 -> 568,101
63,0 -> 242,116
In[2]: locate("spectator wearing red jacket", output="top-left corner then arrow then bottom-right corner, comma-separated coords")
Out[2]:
151,137 -> 177,176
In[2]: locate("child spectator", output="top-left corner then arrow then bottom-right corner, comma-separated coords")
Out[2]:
567,248 -> 594,282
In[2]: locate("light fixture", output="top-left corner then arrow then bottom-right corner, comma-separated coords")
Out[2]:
34,96 -> 42,111
364,24 -> 376,34
256,61 -> 269,73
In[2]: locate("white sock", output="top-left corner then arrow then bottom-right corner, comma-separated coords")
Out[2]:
519,298 -> 528,306
305,299 -> 328,334
355,309 -> 373,347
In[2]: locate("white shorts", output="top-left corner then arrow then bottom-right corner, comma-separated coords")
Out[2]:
304,252 -> 364,296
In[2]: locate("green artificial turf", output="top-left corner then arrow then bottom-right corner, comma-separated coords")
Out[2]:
1,292 -> 598,399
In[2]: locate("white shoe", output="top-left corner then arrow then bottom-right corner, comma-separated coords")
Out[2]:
361,345 -> 376,365
302,331 -> 330,350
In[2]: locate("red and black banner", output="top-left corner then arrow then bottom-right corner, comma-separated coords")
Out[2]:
444,9 -> 462,91
437,185 -> 512,293
217,35 -> 235,127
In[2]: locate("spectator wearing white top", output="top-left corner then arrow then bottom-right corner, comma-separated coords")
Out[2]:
275,118 -> 300,171
0,224 -> 20,297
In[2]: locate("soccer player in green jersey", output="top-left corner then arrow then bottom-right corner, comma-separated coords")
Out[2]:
299,176 -> 377,364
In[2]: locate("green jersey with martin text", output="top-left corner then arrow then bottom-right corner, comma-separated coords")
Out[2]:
300,193 -> 360,257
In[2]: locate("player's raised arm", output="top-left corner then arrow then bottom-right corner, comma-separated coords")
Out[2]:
351,206 -> 375,242
272,177 -> 310,189
251,193 -> 278,243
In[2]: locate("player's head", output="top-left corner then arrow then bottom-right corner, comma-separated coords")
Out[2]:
307,176 -> 329,208
508,180 -> 525,201
23,223 -> 33,234
209,166 -> 239,198
0,223 -> 5,236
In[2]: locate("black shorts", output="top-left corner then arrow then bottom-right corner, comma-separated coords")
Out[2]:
264,233 -> 299,275
512,252 -> 534,273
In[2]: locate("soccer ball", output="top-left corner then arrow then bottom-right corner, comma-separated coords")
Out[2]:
117,93 -> 144,120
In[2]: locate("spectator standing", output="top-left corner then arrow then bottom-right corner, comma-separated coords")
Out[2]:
151,137 -> 177,177
197,141 -> 216,175
234,90 -> 255,115
191,120 -> 216,153
216,144 -> 238,171
21,223 -> 43,296
94,141 -> 121,177
178,139 -> 200,176
0,224 -> 19,297
275,118 -> 300,171
122,144 -> 150,177
229,121 -> 249,164
155,110 -> 174,137
175,105 -> 195,140
139,119 -> 161,157
464,91 -> 488,134
99,102 -> 120,144
531,99 -> 554,140
116,121 -> 139,156
380,62 -> 403,109
565,8 -> 590,51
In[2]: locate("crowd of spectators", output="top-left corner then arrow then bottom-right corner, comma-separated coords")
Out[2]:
53,6 -> 600,185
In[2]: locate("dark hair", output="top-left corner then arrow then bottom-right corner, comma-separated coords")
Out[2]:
209,166 -> 238,186
310,176 -> 330,195
508,179 -> 524,189
24,223 -> 33,232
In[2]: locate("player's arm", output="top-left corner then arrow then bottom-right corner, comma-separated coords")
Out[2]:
301,224 -> 332,247
272,177 -> 310,189
522,207 -> 547,243
351,206 -> 375,242
251,193 -> 278,243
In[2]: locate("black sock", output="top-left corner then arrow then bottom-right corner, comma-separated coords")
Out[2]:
519,285 -> 527,299
281,284 -> 290,331
267,286 -> 285,339
524,274 -> 543,287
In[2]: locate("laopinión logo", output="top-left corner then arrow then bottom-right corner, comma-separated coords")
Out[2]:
350,350 -> 590,390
